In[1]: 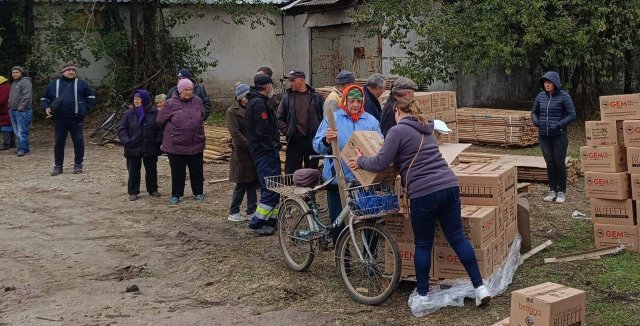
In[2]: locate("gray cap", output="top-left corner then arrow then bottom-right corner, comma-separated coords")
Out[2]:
11,66 -> 25,75
336,70 -> 355,85
392,77 -> 418,92
287,70 -> 306,80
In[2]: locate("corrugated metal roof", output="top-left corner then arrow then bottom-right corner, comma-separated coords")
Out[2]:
281,0 -> 338,10
61,0 -> 289,4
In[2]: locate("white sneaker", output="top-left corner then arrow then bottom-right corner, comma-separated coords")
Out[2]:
543,190 -> 557,202
227,213 -> 245,222
408,292 -> 430,316
555,192 -> 566,203
474,285 -> 491,306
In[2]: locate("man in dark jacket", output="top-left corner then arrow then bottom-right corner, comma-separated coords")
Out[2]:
41,63 -> 96,176
246,73 -> 281,236
531,71 -> 576,204
118,89 -> 162,201
257,66 -> 282,112
0,75 -> 15,150
8,66 -> 32,156
277,70 -> 324,174
380,77 -> 418,136
363,73 -> 385,122
167,68 -> 212,121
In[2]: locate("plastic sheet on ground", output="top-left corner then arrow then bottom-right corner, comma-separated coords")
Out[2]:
409,234 -> 523,317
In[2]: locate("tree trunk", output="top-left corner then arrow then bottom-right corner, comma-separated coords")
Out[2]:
624,49 -> 632,94
130,0 -> 140,81
107,0 -> 125,31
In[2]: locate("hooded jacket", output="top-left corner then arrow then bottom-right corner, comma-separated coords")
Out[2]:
118,90 -> 162,157
40,76 -> 96,118
0,77 -> 10,127
168,80 -> 211,121
313,86 -> 381,185
358,116 -> 458,199
245,87 -> 280,158
380,94 -> 398,136
156,91 -> 206,155
531,71 -> 576,137
9,76 -> 33,111
277,84 -> 324,140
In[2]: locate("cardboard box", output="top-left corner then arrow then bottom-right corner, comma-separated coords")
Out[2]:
509,282 -> 586,326
498,191 -> 517,232
584,171 -> 630,200
435,122 -> 459,144
593,223 -> 639,252
385,242 -> 431,280
623,120 -> 640,147
493,232 -> 507,270
341,131 -> 397,185
631,174 -> 640,200
505,221 -> 517,246
433,245 -> 492,279
628,147 -> 640,174
462,205 -> 497,249
585,120 -> 624,146
453,163 -> 517,206
600,93 -> 640,121
385,213 -> 413,244
489,318 -> 510,326
590,198 -> 636,226
580,146 -> 627,172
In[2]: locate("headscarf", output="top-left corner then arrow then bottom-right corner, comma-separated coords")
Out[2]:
339,85 -> 366,122
132,89 -> 151,123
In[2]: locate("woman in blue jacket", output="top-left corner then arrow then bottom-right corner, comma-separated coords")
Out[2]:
531,71 -> 576,203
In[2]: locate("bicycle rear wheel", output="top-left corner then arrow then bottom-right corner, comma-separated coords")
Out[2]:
278,199 -> 315,272
335,221 -> 401,305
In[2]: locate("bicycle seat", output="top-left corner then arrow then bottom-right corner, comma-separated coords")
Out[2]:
293,169 -> 321,188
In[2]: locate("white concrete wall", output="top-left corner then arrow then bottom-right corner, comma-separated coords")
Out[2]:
283,14 -> 310,82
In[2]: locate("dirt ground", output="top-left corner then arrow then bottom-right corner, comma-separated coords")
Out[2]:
0,121 -> 636,326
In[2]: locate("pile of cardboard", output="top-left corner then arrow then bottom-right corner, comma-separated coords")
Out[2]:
457,108 -> 538,146
491,282 -> 586,326
581,93 -> 640,253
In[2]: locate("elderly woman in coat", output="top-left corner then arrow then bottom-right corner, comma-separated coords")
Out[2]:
226,83 -> 258,222
157,79 -> 206,205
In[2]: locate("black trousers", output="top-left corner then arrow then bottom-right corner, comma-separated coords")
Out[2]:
54,117 -> 84,168
229,180 -> 259,215
539,133 -> 569,193
285,135 -> 319,175
167,152 -> 204,198
126,156 -> 158,195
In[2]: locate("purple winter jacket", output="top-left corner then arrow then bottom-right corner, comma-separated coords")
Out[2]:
156,92 -> 206,155
357,116 -> 459,199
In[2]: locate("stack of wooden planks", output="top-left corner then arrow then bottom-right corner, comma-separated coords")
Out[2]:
457,152 -> 580,183
203,126 -> 287,166
457,108 -> 538,146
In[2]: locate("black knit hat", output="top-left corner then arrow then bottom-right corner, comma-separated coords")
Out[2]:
254,73 -> 273,86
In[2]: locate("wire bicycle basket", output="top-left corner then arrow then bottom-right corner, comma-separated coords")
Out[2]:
265,174 -> 308,198
346,180 -> 400,220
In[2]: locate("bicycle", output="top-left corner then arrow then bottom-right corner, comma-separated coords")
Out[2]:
89,104 -> 126,145
265,155 -> 402,305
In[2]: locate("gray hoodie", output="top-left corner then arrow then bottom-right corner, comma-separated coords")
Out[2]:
9,77 -> 33,111
357,116 -> 459,199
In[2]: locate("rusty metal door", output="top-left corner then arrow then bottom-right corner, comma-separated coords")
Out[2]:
311,24 -> 382,87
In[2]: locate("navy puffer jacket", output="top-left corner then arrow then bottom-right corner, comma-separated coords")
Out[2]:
531,71 -> 576,137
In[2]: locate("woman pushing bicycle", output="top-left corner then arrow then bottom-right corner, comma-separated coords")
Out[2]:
348,96 -> 491,315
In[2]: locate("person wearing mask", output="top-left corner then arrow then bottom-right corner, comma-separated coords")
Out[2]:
277,70 -> 324,174
312,85 -> 381,243
531,71 -> 576,204
363,73 -> 385,122
380,77 -> 418,136
118,90 -> 162,201
154,94 -> 166,111
41,63 -> 96,175
226,83 -> 258,222
157,79 -> 206,205
348,96 -> 491,315
8,66 -> 33,156
167,68 -> 212,121
323,70 -> 356,116
246,74 -> 281,236
0,75 -> 15,150
257,66 -> 282,112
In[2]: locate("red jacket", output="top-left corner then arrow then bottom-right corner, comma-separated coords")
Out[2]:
0,80 -> 10,127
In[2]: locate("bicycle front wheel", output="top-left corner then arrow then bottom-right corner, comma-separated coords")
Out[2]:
335,221 -> 401,305
278,199 -> 315,272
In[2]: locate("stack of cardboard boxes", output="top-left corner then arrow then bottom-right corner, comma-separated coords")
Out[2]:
581,93 -> 640,252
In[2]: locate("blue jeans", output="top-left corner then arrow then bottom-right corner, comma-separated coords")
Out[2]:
9,109 -> 32,153
539,133 -> 569,192
54,117 -> 85,168
410,186 -> 484,296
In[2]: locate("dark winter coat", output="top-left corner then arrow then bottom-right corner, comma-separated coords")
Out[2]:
0,79 -> 10,127
156,92 -> 206,155
8,76 -> 32,111
531,71 -> 576,137
380,94 -> 398,136
118,90 -> 162,157
226,104 -> 257,184
245,88 -> 280,158
364,86 -> 382,122
168,80 -> 212,121
277,84 -> 324,140
40,76 -> 96,118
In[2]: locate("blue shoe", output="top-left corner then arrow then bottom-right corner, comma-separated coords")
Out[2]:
195,194 -> 205,203
170,196 -> 180,205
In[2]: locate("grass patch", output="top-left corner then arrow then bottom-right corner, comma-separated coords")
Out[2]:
205,111 -> 226,127
594,253 -> 640,293
589,301 -> 640,326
